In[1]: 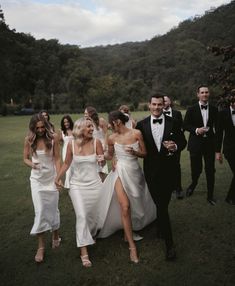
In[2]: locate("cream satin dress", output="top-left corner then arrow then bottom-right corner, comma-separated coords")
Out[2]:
98,141 -> 157,238
30,146 -> 60,235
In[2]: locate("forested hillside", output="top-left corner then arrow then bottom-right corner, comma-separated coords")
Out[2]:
0,1 -> 234,114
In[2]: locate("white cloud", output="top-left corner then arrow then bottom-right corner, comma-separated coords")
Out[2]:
1,0 -> 231,47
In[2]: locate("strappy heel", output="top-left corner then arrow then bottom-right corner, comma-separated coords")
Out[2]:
52,237 -> 61,249
80,255 -> 92,268
129,247 -> 139,264
35,247 -> 45,263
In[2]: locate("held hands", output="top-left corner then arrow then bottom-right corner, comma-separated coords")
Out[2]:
55,178 -> 64,191
97,154 -> 105,167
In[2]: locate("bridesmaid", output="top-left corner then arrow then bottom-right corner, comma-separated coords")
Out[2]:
55,117 -> 105,267
23,113 -> 61,263
39,110 -> 55,132
84,106 -> 109,181
59,115 -> 74,188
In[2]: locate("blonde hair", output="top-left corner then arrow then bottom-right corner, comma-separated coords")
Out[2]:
72,117 -> 93,145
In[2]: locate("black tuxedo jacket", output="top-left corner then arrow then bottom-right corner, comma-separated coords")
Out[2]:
215,108 -> 235,157
172,109 -> 183,128
136,114 -> 186,189
183,103 -> 218,153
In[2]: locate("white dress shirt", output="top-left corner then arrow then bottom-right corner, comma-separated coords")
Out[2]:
199,101 -> 209,127
151,114 -> 164,152
163,107 -> 172,117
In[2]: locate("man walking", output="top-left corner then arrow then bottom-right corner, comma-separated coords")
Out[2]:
183,85 -> 218,205
136,93 -> 186,260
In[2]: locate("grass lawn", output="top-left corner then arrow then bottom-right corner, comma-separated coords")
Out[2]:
0,113 -> 234,286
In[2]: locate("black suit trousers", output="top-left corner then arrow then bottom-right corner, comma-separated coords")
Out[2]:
189,140 -> 215,199
145,159 -> 176,248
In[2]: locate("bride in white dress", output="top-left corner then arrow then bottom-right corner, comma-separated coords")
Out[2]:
23,113 -> 61,263
55,117 -> 106,268
59,115 -> 74,188
98,110 -> 156,263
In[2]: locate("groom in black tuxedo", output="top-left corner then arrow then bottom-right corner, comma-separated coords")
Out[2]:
136,94 -> 186,260
215,94 -> 235,205
183,85 -> 218,205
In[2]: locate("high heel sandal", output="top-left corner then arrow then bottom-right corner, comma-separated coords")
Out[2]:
129,247 -> 139,264
35,247 -> 45,263
80,255 -> 92,268
52,237 -> 61,249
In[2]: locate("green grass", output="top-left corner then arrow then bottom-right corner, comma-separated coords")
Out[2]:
0,114 -> 234,286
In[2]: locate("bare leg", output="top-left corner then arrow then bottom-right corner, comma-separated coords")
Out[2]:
35,232 -> 45,263
115,177 -> 139,263
80,246 -> 92,267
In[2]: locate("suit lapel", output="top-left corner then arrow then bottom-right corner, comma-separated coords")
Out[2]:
145,116 -> 157,149
196,104 -> 204,126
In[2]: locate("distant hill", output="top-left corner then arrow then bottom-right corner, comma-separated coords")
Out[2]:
82,1 -> 235,106
0,1 -> 234,114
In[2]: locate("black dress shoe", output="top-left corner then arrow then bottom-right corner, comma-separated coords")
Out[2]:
166,246 -> 176,261
225,198 -> 235,205
186,187 -> 194,197
207,198 -> 216,206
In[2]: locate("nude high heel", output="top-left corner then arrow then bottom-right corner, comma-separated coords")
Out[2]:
35,247 -> 45,263
129,247 -> 139,264
52,237 -> 61,249
80,255 -> 92,267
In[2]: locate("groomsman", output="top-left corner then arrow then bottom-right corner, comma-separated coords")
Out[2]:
183,85 -> 218,205
164,96 -> 184,199
136,94 -> 186,260
215,94 -> 235,205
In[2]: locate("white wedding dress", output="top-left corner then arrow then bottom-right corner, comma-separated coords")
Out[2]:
69,139 -> 104,247
30,146 -> 60,235
98,141 -> 157,238
61,132 -> 73,188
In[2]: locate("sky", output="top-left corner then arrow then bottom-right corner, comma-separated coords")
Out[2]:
1,0 -> 232,47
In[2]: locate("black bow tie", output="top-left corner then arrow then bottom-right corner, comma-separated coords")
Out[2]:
201,105 -> 208,110
232,110 -> 235,115
153,118 -> 163,124
164,111 -> 170,115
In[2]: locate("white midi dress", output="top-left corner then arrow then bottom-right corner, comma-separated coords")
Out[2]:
69,139 -> 104,247
61,132 -> 73,188
30,147 -> 60,235
98,141 -> 157,238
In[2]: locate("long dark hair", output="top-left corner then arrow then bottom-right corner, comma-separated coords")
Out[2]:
39,110 -> 55,131
85,106 -> 99,129
61,115 -> 74,135
28,113 -> 54,154
108,110 -> 129,125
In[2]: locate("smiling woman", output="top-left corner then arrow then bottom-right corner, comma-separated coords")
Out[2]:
23,113 -> 61,263
55,117 -> 106,267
